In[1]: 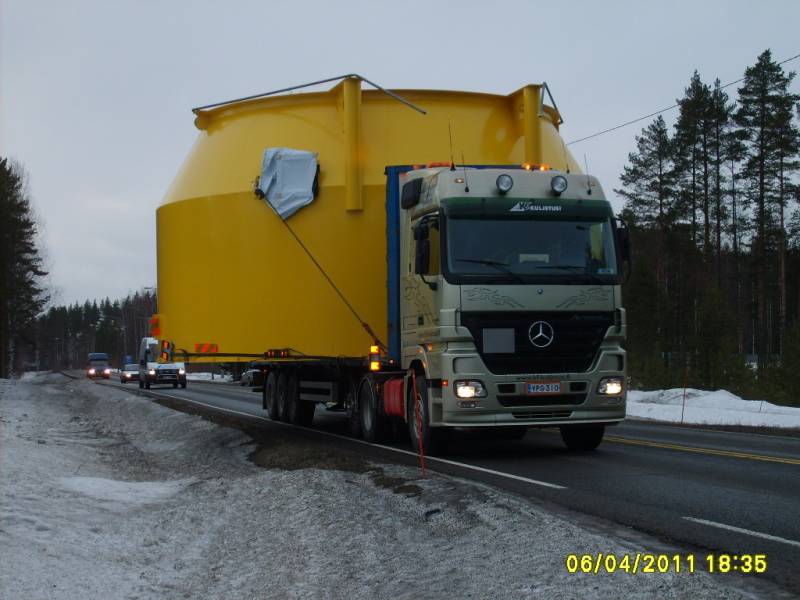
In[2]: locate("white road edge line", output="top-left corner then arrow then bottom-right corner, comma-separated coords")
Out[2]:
683,517 -> 800,548
150,390 -> 567,491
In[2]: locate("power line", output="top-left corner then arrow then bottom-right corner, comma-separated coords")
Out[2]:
567,52 -> 800,146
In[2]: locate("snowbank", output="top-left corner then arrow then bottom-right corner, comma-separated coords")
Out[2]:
628,388 -> 800,428
186,372 -> 233,382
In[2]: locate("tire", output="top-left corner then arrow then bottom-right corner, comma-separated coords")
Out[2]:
173,382 -> 178,388
560,425 -> 605,451
145,379 -> 151,390
344,378 -> 361,438
263,371 -> 279,419
276,371 -> 289,422
407,370 -> 450,455
285,372 -> 315,427
181,381 -> 187,389
359,374 -> 386,443
138,379 -> 143,389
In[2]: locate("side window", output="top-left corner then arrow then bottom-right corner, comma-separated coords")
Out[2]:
428,222 -> 441,275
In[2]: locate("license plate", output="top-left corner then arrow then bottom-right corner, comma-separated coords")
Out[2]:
525,381 -> 561,395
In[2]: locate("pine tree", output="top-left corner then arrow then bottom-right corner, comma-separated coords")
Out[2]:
0,158 -> 48,376
734,49 -> 800,376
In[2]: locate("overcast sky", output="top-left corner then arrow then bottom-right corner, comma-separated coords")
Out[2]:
2,0 -> 798,306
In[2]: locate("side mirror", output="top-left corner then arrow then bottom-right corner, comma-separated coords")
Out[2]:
415,238 -> 430,275
616,222 -> 631,263
401,178 -> 423,209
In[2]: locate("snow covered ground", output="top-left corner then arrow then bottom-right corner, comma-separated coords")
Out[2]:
628,388 -> 800,429
0,374 -> 778,599
185,371 -> 232,382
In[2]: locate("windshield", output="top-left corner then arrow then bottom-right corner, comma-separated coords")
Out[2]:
446,217 -> 618,280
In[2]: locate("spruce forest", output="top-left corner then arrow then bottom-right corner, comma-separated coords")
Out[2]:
618,50 -> 800,404
3,50 -> 799,406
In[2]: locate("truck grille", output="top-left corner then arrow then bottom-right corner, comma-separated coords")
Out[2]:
460,311 -> 614,375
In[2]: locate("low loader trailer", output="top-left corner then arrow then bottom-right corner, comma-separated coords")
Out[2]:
153,76 -> 630,453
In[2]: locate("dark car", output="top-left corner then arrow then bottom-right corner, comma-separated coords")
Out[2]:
240,368 -> 265,387
86,352 -> 111,379
120,363 -> 139,384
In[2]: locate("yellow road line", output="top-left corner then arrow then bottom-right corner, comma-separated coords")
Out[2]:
605,435 -> 800,466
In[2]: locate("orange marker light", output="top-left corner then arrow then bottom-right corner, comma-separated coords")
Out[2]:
539,164 -> 550,171
370,361 -> 381,372
369,345 -> 380,354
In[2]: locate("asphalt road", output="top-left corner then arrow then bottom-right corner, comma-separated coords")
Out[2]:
100,377 -> 800,596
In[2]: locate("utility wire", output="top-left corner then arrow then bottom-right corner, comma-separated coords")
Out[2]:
567,52 -> 800,146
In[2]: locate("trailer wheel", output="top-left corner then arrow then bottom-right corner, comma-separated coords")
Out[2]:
359,374 -> 386,443
263,371 -> 279,419
276,371 -> 289,422
285,372 -> 315,427
560,425 -> 605,451
407,370 -> 450,455
344,378 -> 361,438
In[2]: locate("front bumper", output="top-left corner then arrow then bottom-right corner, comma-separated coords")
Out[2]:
429,345 -> 626,427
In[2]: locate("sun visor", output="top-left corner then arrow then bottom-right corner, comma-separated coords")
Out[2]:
257,148 -> 318,219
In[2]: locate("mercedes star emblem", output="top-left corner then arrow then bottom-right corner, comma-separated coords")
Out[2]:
528,321 -> 555,348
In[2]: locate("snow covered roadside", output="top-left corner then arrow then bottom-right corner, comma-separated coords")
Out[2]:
0,375 -> 774,599
186,372 -> 233,382
628,389 -> 800,429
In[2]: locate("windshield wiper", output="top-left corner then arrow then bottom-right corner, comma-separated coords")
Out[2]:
455,258 -> 525,284
537,265 -> 607,285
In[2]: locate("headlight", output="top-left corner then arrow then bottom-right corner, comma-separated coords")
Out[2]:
88,368 -> 96,375
496,174 -> 514,194
454,380 -> 488,398
178,368 -> 185,375
551,175 -> 568,195
148,369 -> 156,376
597,377 -> 624,395
125,373 -> 131,378
104,369 -> 111,374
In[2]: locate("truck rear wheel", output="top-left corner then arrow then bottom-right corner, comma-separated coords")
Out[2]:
276,371 -> 289,422
285,372 -> 315,427
263,371 -> 279,420
407,371 -> 450,455
359,374 -> 386,443
560,425 -> 605,451
344,379 -> 361,438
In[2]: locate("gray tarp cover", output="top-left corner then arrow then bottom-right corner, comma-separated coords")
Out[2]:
257,148 -> 318,219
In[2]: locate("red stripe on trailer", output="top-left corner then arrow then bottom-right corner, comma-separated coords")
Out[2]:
383,378 -> 405,417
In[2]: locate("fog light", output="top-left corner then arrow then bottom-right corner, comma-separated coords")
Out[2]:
597,377 -> 624,395
455,380 -> 487,398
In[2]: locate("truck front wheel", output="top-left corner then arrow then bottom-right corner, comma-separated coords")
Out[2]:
560,425 -> 605,451
145,378 -> 151,390
407,370 -> 450,455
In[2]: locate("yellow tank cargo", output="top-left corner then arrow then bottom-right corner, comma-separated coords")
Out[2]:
157,77 -> 581,361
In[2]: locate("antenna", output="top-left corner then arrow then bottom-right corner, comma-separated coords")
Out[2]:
583,154 -> 592,195
448,121 -> 456,170
461,151 -> 470,193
